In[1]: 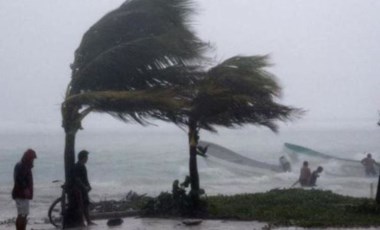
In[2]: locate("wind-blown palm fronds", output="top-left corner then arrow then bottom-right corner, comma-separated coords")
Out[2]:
64,0 -> 208,125
64,89 -> 186,125
69,0 -> 208,94
190,55 -> 302,132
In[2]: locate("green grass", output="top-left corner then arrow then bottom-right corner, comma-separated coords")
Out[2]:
97,188 -> 380,228
205,188 -> 380,228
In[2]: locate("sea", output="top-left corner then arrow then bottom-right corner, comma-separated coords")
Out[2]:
1,122 -> 380,223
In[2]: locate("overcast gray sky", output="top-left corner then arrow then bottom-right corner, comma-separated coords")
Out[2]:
0,0 -> 379,132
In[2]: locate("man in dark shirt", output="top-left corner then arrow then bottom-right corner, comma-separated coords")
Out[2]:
361,153 -> 378,176
73,150 -> 96,226
309,166 -> 323,186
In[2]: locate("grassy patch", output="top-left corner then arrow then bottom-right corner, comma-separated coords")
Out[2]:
206,188 -> 380,227
93,189 -> 380,228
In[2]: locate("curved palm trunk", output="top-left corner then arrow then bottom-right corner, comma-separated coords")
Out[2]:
377,115 -> 380,203
188,119 -> 200,209
64,131 -> 76,184
63,131 -> 84,228
376,176 -> 380,204
62,106 -> 84,228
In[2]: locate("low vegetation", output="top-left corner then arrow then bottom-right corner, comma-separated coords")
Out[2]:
205,189 -> 380,228
98,188 -> 380,228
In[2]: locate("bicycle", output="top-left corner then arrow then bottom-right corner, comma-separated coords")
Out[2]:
48,180 -> 68,228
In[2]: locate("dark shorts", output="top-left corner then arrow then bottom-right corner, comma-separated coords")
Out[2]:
72,187 -> 90,208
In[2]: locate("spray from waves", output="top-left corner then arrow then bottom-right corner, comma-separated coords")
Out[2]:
284,148 -> 369,178
198,154 -> 378,199
1,128 -> 379,223
196,156 -> 296,194
318,174 -> 377,198
0,186 -> 15,221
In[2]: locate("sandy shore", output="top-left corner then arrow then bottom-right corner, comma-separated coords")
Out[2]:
1,217 -> 268,230
2,217 -> 380,230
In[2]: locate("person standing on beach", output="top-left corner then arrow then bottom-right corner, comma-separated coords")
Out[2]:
299,161 -> 311,186
12,149 -> 37,230
279,156 -> 291,172
309,166 -> 323,186
361,153 -> 379,176
72,150 -> 96,226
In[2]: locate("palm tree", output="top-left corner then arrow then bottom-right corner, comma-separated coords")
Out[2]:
377,112 -> 380,203
61,0 -> 207,227
176,55 -> 302,207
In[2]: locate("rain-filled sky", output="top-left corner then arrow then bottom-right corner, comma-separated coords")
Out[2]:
0,0 -> 379,132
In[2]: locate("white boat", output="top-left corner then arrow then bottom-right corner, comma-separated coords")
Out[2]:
198,141 -> 283,174
283,143 -> 373,177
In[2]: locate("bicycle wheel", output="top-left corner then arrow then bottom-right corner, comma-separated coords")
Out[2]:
48,197 -> 63,228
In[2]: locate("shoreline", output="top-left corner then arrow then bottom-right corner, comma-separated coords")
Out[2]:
2,217 -> 380,230
2,188 -> 380,229
1,218 -> 270,230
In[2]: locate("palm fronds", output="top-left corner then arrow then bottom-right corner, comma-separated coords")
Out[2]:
190,55 -> 303,132
64,89 -> 186,125
69,0 -> 208,94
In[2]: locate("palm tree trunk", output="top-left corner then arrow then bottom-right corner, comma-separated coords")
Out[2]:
188,119 -> 200,208
62,106 -> 84,228
376,176 -> 380,204
64,131 -> 76,184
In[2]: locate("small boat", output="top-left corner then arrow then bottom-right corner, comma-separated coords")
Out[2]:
284,143 -> 358,163
283,143 -> 372,177
198,141 -> 283,173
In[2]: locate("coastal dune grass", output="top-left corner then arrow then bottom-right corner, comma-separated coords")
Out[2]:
92,188 -> 380,228
206,188 -> 380,227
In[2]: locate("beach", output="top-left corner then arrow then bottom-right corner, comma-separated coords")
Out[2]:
2,218 -> 267,230
3,217 -> 380,230
1,126 -> 380,228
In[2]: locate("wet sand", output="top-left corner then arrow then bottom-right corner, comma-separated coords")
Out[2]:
3,217 -> 267,230
2,217 -> 380,230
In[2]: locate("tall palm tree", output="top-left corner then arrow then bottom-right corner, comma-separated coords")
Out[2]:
377,112 -> 380,203
176,55 -> 302,207
61,0 -> 207,227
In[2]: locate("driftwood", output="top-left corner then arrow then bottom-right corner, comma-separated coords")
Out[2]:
89,190 -> 147,220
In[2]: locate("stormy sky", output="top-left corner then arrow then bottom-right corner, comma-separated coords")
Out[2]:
0,0 -> 379,132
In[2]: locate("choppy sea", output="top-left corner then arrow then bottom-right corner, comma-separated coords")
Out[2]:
1,123 -> 380,223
